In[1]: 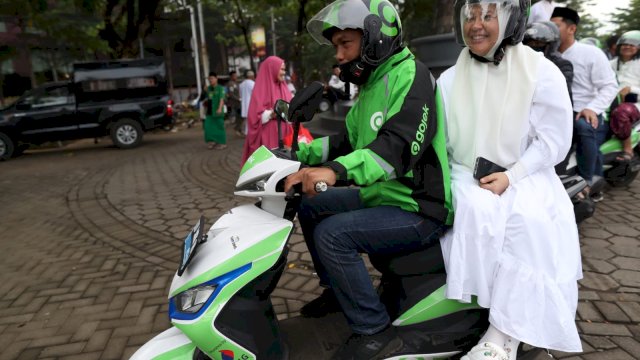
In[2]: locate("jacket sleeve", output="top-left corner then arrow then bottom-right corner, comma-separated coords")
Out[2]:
559,59 -> 574,104
326,62 -> 437,186
296,130 -> 353,166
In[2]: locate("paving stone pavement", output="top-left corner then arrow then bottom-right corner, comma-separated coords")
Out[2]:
0,124 -> 638,359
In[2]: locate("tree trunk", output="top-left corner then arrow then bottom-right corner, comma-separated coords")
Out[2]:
0,72 -> 5,106
233,0 -> 256,73
165,43 -> 174,96
48,53 -> 59,82
292,0 -> 309,89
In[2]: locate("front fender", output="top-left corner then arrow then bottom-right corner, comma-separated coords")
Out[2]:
130,327 -> 197,360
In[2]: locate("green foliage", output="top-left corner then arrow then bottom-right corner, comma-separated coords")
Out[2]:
551,0 -> 602,39
0,0 -> 112,68
611,0 -> 640,34
396,0 -> 437,38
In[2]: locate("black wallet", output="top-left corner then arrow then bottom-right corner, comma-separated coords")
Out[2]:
473,157 -> 507,180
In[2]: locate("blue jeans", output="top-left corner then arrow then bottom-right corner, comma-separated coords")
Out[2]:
297,188 -> 445,335
574,114 -> 608,183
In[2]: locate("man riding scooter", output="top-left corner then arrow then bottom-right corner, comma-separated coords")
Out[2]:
284,0 -> 453,359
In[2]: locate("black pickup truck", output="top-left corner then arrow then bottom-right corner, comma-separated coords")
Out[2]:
0,57 -> 173,160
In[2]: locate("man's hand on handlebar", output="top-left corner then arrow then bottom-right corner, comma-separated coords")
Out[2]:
284,167 -> 337,196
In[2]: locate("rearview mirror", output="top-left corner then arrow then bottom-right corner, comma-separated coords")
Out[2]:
288,81 -> 324,123
274,99 -> 289,122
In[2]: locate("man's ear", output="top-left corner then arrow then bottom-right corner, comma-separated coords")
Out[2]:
568,24 -> 577,36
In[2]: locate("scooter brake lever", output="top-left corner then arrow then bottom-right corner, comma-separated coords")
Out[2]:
285,183 -> 303,201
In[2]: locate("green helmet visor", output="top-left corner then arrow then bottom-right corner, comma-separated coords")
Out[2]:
307,0 -> 401,46
307,0 -> 371,45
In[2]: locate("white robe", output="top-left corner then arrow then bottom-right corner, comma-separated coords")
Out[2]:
239,79 -> 255,119
438,51 -> 583,352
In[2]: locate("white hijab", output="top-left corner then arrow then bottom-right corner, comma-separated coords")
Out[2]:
447,43 -> 542,171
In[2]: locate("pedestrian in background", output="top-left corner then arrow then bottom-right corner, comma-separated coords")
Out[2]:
604,34 -> 620,60
200,71 -> 227,150
241,56 -> 292,165
285,75 -> 297,96
227,71 -> 242,138
239,70 -> 255,137
610,30 -> 640,161
552,7 -> 618,201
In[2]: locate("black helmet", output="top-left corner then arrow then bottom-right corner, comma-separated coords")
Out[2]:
524,21 -> 560,55
453,0 -> 530,63
307,0 -> 403,67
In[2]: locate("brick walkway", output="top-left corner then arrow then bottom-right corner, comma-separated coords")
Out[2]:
0,125 -> 638,359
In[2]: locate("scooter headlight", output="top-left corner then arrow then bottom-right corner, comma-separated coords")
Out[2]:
235,173 -> 273,192
175,285 -> 217,313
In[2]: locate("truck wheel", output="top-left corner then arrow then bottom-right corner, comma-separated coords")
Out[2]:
111,119 -> 143,149
0,132 -> 15,161
319,99 -> 331,112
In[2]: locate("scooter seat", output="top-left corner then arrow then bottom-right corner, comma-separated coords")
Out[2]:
369,241 -> 445,277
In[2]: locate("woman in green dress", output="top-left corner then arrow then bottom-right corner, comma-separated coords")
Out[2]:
202,72 -> 226,149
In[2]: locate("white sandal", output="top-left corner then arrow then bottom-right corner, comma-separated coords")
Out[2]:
461,342 -> 509,360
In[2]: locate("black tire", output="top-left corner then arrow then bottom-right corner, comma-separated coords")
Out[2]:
110,118 -> 143,149
607,169 -> 638,187
0,132 -> 15,161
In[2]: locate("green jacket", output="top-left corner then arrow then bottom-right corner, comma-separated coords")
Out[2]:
297,47 -> 453,224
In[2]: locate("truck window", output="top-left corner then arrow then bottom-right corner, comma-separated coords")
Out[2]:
126,77 -> 157,89
31,86 -> 73,108
83,80 -> 118,92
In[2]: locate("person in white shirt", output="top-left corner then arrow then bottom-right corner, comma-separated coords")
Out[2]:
327,64 -> 357,101
238,70 -> 256,137
551,7 -> 619,199
610,30 -> 640,160
439,1 -> 582,359
528,0 -> 557,23
285,75 -> 297,96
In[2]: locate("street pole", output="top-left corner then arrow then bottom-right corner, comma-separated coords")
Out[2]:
188,5 -> 202,96
271,7 -> 276,56
197,0 -> 210,77
138,38 -> 144,59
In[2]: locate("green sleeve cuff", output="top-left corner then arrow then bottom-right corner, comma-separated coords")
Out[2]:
323,161 -> 348,181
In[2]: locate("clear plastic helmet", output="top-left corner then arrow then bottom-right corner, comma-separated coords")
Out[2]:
453,0 -> 530,59
617,30 -> 640,47
580,37 -> 602,48
307,0 -> 403,66
524,21 -> 560,54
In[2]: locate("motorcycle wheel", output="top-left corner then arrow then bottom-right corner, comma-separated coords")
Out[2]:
606,165 -> 639,187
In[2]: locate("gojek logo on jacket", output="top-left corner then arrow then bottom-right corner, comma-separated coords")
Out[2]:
370,111 -> 384,131
411,105 -> 430,156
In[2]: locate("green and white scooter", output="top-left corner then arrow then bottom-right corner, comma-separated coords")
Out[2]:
131,83 -> 543,360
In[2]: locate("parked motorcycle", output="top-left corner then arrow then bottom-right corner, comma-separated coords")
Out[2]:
555,117 -> 640,222
599,119 -> 640,187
